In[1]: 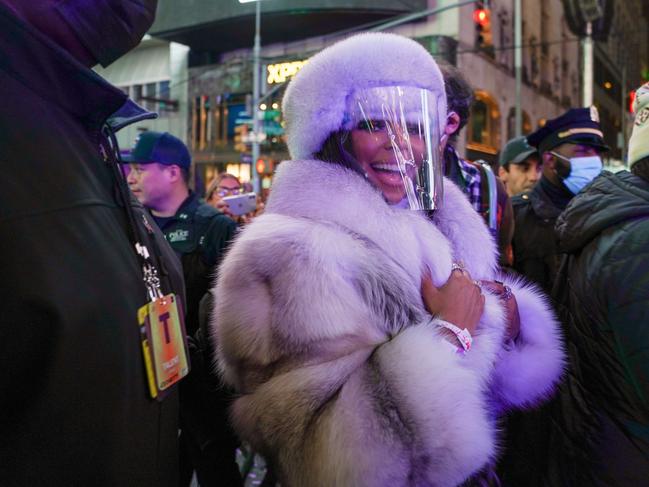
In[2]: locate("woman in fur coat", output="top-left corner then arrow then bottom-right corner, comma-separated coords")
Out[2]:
212,33 -> 564,486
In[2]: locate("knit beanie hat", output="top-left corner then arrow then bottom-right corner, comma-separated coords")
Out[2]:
628,82 -> 649,167
282,32 -> 448,160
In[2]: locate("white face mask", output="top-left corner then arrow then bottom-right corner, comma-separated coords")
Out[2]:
551,152 -> 603,194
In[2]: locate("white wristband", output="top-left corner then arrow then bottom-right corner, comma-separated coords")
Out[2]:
436,319 -> 473,352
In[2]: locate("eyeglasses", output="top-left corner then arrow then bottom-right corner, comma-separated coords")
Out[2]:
216,187 -> 241,197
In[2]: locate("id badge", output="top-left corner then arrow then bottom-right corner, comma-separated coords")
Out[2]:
137,294 -> 190,400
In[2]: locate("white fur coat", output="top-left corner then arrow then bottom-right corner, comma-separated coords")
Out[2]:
212,159 -> 564,486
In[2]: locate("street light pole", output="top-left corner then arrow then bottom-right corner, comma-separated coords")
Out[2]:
252,0 -> 261,194
514,0 -> 522,137
582,21 -> 594,106
239,0 -> 264,194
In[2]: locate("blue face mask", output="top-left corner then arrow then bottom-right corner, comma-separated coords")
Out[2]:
551,153 -> 603,195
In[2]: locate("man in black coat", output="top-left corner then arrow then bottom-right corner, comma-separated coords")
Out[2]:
0,1 -> 186,485
498,108 -> 607,486
511,107 -> 608,292
546,82 -> 649,486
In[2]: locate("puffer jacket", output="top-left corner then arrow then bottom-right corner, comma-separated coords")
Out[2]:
548,170 -> 649,486
212,158 -> 565,486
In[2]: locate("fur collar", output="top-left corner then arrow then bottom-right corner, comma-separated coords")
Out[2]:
266,158 -> 499,285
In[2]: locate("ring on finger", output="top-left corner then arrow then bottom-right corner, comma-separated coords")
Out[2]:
473,279 -> 482,291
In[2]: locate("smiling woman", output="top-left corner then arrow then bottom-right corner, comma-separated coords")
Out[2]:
212,32 -> 564,487
313,85 -> 444,209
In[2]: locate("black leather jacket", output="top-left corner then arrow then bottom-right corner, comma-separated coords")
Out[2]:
0,5 -> 184,485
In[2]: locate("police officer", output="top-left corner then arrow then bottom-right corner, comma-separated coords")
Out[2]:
511,107 -> 608,292
124,131 -> 236,336
123,131 -> 243,487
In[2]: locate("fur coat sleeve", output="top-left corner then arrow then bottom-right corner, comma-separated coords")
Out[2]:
212,159 -> 564,487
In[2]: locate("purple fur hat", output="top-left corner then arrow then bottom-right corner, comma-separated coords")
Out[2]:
282,32 -> 448,160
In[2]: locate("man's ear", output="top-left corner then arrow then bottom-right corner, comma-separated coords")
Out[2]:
498,166 -> 508,182
445,111 -> 461,136
166,165 -> 182,183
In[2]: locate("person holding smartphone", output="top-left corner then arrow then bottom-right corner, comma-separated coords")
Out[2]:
211,32 -> 565,486
206,173 -> 262,224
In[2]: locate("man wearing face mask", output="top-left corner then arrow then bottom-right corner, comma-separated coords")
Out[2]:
0,1 -> 186,486
511,107 -> 608,292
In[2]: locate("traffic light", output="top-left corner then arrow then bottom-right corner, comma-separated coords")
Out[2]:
629,90 -> 637,114
474,2 -> 492,49
256,158 -> 265,175
234,124 -> 249,153
256,158 -> 274,175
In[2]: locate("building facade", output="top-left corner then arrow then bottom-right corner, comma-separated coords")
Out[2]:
142,0 -> 648,187
94,36 -> 190,150
590,0 -> 649,163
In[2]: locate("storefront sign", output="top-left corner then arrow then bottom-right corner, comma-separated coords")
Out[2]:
267,60 -> 307,85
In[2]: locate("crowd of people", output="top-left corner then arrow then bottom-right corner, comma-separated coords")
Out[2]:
3,1 -> 648,486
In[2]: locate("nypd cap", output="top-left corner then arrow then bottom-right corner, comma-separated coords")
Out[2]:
527,107 -> 609,154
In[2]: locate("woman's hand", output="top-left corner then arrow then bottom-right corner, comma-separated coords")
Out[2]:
421,268 -> 484,336
480,280 -> 521,342
214,200 -> 236,220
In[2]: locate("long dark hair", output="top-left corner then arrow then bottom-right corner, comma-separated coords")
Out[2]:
314,130 -> 364,176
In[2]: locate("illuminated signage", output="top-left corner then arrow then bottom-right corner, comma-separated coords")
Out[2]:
267,60 -> 307,85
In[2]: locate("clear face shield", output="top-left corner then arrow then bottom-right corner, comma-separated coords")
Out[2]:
343,86 -> 444,210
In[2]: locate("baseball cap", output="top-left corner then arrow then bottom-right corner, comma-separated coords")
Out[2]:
527,107 -> 609,154
121,131 -> 191,170
499,136 -> 537,166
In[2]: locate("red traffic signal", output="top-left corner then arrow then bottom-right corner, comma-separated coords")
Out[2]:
473,8 -> 490,26
629,90 -> 636,113
474,7 -> 492,47
256,158 -> 275,175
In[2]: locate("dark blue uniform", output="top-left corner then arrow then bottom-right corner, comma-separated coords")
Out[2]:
152,191 -> 236,336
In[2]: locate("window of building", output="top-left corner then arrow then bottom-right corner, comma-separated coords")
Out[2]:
132,84 -> 143,106
144,83 -> 157,112
467,91 -> 500,154
118,81 -> 173,116
158,80 -> 171,112
506,107 -> 533,140
192,95 -> 211,151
